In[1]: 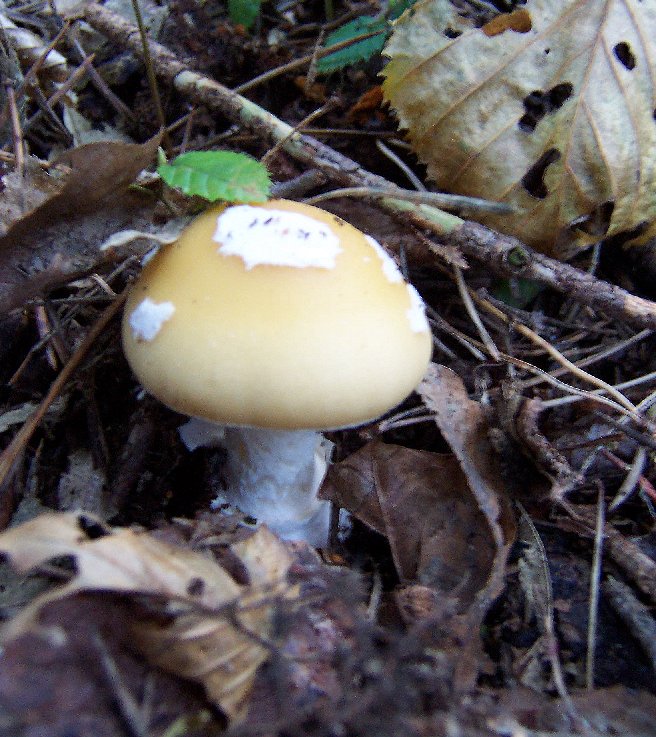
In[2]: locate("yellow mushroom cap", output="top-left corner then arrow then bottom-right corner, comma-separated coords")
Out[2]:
122,199 -> 432,430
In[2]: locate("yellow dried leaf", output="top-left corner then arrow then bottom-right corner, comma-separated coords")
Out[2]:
383,0 -> 656,257
0,513 -> 296,722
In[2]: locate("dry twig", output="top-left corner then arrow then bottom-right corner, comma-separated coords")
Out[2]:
0,290 -> 127,496
603,576 -> 656,674
80,3 -> 656,331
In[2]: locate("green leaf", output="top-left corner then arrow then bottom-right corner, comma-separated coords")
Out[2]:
387,0 -> 415,22
158,151 -> 271,203
317,0 -> 416,74
492,278 -> 543,309
317,15 -> 389,74
228,0 -> 262,29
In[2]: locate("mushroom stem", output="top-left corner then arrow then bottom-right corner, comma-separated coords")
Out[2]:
179,419 -> 332,545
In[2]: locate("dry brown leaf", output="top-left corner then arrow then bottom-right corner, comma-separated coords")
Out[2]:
0,512 -> 296,721
321,379 -> 515,690
323,440 -> 495,598
0,135 -> 161,315
418,364 -> 515,552
416,364 -> 516,686
383,0 -> 656,256
0,160 -> 61,238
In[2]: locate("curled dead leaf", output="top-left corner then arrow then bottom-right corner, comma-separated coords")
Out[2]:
322,367 -> 515,689
0,512 -> 297,721
323,441 -> 496,599
0,134 -> 162,315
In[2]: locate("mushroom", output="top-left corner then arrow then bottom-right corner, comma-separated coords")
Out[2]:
122,199 -> 432,545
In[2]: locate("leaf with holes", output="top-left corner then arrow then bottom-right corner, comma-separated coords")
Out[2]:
0,513 -> 296,722
158,151 -> 271,203
383,0 -> 656,256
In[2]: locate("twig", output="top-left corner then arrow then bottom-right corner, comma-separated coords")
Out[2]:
129,0 -> 170,152
376,139 -> 427,192
608,446 -> 649,511
262,100 -> 335,167
93,632 -> 150,737
301,127 -> 397,137
603,576 -> 656,674
69,36 -> 136,121
81,4 -> 656,331
426,306 -> 487,360
1,15 -> 69,91
0,291 -> 127,496
541,371 -> 656,410
519,329 -> 653,391
271,169 -> 328,199
23,54 -> 96,133
453,265 -> 500,360
594,413 -> 656,454
585,483 -> 604,690
306,185 -> 512,214
234,29 -> 382,93
568,507 -> 656,604
4,81 -> 24,175
476,296 -> 638,414
436,220 -> 656,331
366,568 -> 383,621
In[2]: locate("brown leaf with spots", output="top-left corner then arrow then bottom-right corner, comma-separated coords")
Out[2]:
0,512 -> 296,722
383,0 -> 656,256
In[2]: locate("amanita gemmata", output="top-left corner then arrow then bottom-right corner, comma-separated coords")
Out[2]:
122,199 -> 432,545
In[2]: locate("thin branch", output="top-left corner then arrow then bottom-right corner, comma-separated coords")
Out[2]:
453,265 -> 500,360
306,185 -> 512,214
603,576 -> 656,671
0,291 -> 127,493
475,295 -> 638,414
234,29 -> 382,93
81,3 -> 656,330
376,139 -> 427,192
585,483 -> 604,690
128,0 -> 170,152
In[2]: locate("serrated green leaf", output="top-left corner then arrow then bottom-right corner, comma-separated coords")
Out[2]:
158,151 -> 271,203
317,0 -> 416,74
228,0 -> 261,29
317,16 -> 388,74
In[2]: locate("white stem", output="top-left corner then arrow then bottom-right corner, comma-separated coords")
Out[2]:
179,419 -> 332,545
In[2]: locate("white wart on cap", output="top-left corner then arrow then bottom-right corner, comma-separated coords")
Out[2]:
122,199 -> 431,430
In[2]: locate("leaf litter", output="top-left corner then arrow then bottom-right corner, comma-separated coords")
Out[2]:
1,0 -> 656,735
0,512 -> 297,721
0,135 -> 163,314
